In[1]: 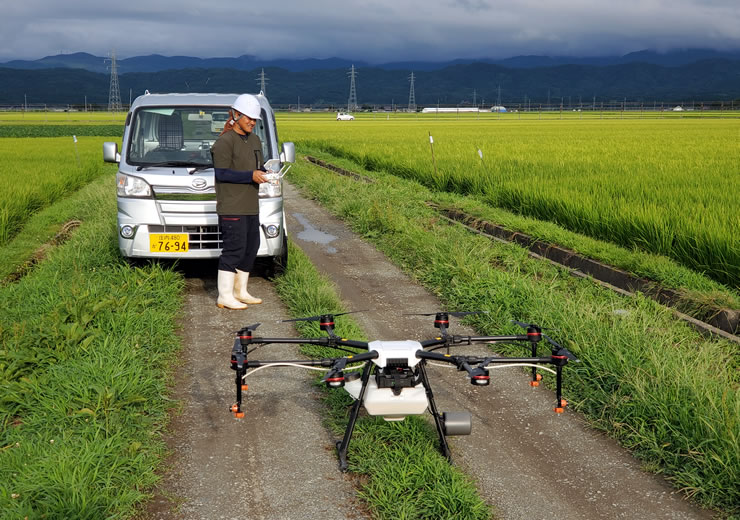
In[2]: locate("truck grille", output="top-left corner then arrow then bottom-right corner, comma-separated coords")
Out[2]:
149,225 -> 222,250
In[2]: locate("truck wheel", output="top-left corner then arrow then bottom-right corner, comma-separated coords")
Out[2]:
270,235 -> 288,279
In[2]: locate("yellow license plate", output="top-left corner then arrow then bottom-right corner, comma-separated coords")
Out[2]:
149,234 -> 189,253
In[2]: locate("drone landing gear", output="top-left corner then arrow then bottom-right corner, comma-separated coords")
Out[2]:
336,362 -> 373,471
419,362 -> 452,461
335,360 -> 459,471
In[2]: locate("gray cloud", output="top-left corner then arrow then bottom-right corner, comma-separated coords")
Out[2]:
0,0 -> 738,62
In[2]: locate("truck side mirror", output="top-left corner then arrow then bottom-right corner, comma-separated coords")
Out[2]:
280,142 -> 295,164
103,142 -> 120,163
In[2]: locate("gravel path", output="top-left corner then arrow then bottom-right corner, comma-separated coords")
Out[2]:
282,182 -> 716,520
141,269 -> 366,519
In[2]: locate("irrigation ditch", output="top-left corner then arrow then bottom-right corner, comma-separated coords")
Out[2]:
1,219 -> 81,285
305,155 -> 739,344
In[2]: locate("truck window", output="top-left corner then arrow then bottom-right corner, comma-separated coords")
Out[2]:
127,106 -> 272,166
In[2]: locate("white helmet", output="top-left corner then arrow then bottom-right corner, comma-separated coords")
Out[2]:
232,94 -> 262,120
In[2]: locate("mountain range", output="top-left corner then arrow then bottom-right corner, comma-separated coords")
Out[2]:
3,49 -> 740,74
1,50 -> 739,106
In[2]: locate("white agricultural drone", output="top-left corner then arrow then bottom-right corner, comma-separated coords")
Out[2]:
229,312 -> 579,471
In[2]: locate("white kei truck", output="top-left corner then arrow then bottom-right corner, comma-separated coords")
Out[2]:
103,92 -> 295,277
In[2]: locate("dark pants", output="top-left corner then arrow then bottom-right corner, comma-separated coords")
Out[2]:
218,215 -> 260,272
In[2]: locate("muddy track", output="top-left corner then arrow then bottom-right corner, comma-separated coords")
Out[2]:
144,181 -> 715,519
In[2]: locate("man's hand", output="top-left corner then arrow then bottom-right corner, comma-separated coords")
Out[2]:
252,170 -> 268,184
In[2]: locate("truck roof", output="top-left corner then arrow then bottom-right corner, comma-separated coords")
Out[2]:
130,92 -> 271,111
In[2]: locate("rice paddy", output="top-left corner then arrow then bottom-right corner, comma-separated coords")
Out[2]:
279,113 -> 739,288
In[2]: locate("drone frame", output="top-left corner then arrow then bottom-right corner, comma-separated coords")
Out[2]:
230,312 -> 578,472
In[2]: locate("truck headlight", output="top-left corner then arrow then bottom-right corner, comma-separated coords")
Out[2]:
262,224 -> 280,238
117,173 -> 152,197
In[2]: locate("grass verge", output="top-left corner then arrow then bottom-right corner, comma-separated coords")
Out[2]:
0,175 -> 116,282
301,147 -> 739,311
0,183 -> 184,518
273,241 -> 493,520
286,148 -> 739,515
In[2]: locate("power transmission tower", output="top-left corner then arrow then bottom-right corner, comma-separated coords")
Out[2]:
496,85 -> 501,106
408,72 -> 417,112
256,68 -> 268,96
106,50 -> 122,112
347,65 -> 358,112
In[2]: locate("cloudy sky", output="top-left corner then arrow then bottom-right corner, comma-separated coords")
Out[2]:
2,0 -> 739,62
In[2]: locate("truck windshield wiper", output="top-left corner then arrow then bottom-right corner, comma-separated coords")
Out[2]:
136,161 -> 211,171
187,165 -> 213,174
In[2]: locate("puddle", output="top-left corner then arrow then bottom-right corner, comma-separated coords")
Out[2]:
292,213 -> 337,253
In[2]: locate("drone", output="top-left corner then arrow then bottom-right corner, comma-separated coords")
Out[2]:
229,311 -> 579,472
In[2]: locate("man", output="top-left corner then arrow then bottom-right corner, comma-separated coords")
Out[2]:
211,94 -> 267,309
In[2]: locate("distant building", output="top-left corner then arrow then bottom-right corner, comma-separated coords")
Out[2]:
491,105 -> 507,113
672,106 -> 684,111
421,107 -> 481,113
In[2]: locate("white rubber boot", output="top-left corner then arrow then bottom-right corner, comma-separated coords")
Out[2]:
234,270 -> 262,304
217,270 -> 247,310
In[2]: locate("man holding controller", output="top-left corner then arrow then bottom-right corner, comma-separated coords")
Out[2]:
211,94 -> 267,310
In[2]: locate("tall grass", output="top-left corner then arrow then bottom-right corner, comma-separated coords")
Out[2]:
279,116 -> 739,288
0,179 -> 184,518
0,136 -> 118,244
286,148 -> 739,515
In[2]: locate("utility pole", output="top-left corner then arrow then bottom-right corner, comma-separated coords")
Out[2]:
408,72 -> 417,112
347,65 -> 358,112
106,50 -> 122,112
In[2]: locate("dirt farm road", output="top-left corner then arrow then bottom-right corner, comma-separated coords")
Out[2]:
143,181 -> 715,520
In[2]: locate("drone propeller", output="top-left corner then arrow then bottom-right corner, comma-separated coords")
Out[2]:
322,358 -> 350,388
282,310 -> 367,323
511,321 -> 579,361
511,320 -> 557,331
405,311 -> 489,317
237,322 -> 261,332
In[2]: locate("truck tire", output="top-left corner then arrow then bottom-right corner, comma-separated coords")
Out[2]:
269,235 -> 288,279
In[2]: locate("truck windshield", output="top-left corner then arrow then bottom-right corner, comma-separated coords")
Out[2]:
127,106 -> 271,167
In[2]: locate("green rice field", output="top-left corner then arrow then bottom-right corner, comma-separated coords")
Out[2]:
0,136 -> 118,244
278,113 -> 740,288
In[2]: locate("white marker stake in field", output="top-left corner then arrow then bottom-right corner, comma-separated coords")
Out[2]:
428,133 -> 438,177
72,135 -> 81,169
